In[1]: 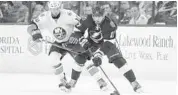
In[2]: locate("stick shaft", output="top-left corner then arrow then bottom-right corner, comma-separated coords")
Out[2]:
40,39 -> 80,54
99,66 -> 119,93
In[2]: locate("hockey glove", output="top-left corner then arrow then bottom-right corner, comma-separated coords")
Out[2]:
92,51 -> 103,67
31,29 -> 43,42
79,37 -> 91,50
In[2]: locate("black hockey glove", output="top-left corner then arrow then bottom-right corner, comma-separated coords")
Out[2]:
79,37 -> 91,50
79,49 -> 92,60
31,29 -> 42,42
92,51 -> 103,67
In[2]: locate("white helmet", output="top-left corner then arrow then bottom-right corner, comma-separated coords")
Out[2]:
48,1 -> 62,9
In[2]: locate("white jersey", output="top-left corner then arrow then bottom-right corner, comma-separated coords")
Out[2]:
33,9 -> 80,43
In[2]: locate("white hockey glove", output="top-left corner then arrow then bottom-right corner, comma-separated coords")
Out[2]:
31,29 -> 43,42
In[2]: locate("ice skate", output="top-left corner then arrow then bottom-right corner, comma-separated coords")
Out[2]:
131,80 -> 143,93
58,75 -> 70,92
60,79 -> 77,93
97,78 -> 108,91
110,91 -> 120,95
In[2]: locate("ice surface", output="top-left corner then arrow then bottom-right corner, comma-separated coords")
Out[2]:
0,73 -> 176,95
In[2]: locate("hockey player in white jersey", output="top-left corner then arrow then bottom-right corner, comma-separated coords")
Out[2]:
27,1 -> 117,95
27,1 -> 83,91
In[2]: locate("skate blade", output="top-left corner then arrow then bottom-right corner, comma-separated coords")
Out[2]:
110,91 -> 120,95
135,88 -> 144,93
60,86 -> 71,93
101,86 -> 108,91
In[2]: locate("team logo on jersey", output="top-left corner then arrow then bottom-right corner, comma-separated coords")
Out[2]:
53,27 -> 67,40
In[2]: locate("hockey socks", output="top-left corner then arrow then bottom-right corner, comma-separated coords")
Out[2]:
112,58 -> 142,92
112,58 -> 136,83
123,69 -> 136,83
71,69 -> 81,81
70,69 -> 81,87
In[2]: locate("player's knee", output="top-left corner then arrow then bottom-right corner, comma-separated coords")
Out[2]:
74,55 -> 87,66
100,41 -> 112,54
112,57 -> 127,68
100,41 -> 118,56
73,62 -> 84,72
53,63 -> 63,75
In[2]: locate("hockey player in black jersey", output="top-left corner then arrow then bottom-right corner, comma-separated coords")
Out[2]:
65,5 -> 143,94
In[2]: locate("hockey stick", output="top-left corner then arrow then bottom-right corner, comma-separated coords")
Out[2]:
40,39 -> 81,54
88,48 -> 120,94
99,66 -> 120,94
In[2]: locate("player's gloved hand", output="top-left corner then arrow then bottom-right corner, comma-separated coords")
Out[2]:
31,29 -> 43,42
79,37 -> 91,50
78,49 -> 92,60
92,51 -> 103,67
92,57 -> 102,67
